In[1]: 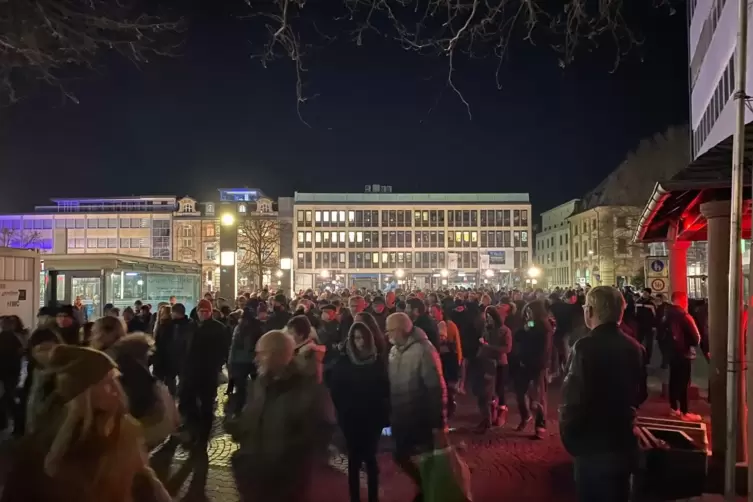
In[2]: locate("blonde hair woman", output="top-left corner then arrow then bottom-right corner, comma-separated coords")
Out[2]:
1,345 -> 170,502
89,315 -> 127,354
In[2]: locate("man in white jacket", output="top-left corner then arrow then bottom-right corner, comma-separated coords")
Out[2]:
386,312 -> 447,501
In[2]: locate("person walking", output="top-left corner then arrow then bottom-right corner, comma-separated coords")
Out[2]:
287,315 -> 326,383
433,304 -> 462,418
385,312 -> 446,502
513,300 -> 553,439
661,291 -> 702,421
560,286 -> 647,502
635,288 -> 657,366
226,330 -> 335,502
228,307 -> 263,415
330,321 -> 390,502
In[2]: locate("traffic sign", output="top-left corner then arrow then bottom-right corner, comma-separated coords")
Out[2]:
651,278 -> 666,292
650,260 -> 665,273
645,257 -> 669,278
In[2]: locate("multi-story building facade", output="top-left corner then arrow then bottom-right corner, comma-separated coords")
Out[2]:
293,189 -> 532,291
535,199 -> 578,289
569,205 -> 645,288
688,0 -> 741,160
0,189 -> 293,294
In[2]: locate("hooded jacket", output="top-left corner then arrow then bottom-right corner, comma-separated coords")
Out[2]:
387,327 -> 446,433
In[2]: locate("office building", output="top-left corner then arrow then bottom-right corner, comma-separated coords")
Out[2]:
535,199 -> 578,289
293,188 -> 533,291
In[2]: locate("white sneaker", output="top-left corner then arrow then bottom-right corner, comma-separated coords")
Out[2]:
669,408 -> 682,418
681,412 -> 703,422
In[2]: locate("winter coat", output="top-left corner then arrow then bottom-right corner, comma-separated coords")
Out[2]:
225,362 -> 335,502
437,321 -> 461,383
661,304 -> 701,360
387,327 -> 446,433
478,323 -> 513,366
329,339 -> 390,439
265,309 -> 292,332
229,318 -> 263,368
413,313 -> 439,349
109,334 -> 158,420
293,338 -> 326,383
559,322 -> 646,457
181,318 -> 231,388
0,330 -> 23,381
153,317 -> 194,380
1,414 -> 169,502
515,320 -> 553,376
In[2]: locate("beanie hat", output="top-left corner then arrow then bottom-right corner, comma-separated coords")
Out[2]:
46,345 -> 117,403
197,299 -> 213,311
57,304 -> 75,317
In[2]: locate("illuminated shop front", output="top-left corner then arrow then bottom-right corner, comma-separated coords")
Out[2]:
42,254 -> 201,318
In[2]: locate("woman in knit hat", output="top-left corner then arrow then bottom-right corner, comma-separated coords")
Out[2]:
1,345 -> 170,502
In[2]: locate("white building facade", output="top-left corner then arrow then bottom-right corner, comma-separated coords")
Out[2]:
689,0 -> 748,159
293,192 -> 533,291
535,199 -> 578,289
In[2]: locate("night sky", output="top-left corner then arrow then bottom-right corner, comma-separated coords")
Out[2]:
0,1 -> 688,216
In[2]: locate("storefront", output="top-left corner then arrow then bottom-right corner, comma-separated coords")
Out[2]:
41,254 -> 201,319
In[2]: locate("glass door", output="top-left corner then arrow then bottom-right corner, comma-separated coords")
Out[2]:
71,276 -> 101,320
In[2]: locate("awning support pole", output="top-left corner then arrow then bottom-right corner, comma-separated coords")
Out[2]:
727,0 -> 749,498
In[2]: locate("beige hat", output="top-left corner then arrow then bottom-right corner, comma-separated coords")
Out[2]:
46,345 -> 117,403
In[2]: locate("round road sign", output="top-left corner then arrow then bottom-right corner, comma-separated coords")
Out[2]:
651,278 -> 666,291
650,260 -> 665,273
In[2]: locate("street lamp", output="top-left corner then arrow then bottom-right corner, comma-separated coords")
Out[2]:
484,269 -> 495,278
440,269 -> 449,277
531,279 -> 538,285
275,270 -> 283,278
588,250 -> 594,256
527,266 -> 541,278
395,269 -> 405,279
320,270 -> 330,278
221,213 -> 235,226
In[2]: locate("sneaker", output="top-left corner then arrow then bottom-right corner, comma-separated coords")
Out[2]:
494,406 -> 508,427
669,408 -> 682,418
682,412 -> 703,422
533,427 -> 546,440
515,416 -> 532,432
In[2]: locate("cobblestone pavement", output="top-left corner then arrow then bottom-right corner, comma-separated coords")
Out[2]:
154,385 -> 578,502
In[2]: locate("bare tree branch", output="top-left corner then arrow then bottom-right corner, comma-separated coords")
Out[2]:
237,216 -> 280,289
242,0 -> 675,120
0,0 -> 183,104
0,228 -> 43,248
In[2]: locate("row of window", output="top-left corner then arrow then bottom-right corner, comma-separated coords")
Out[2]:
540,249 -> 570,264
296,230 -> 529,249
538,232 -> 570,251
693,53 -> 735,157
296,209 -> 529,228
690,0 -> 728,89
297,250 -> 529,270
0,217 -> 174,232
179,224 -> 216,238
67,238 -> 150,249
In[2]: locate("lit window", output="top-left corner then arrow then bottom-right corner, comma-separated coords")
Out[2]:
305,232 -> 312,242
315,232 -> 322,243
315,211 -> 322,222
349,232 -> 355,243
298,232 -> 304,243
332,232 -> 338,243
373,252 -> 379,263
323,211 -> 330,222
455,231 -> 461,242
348,211 -> 355,223
331,211 -> 337,222
305,211 -> 312,222
463,232 -> 470,242
356,232 -> 363,242
339,211 -> 345,222
339,231 -> 345,243
471,232 -> 478,242
238,204 -> 247,213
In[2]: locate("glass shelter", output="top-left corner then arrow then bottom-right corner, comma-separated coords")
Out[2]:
41,254 -> 201,319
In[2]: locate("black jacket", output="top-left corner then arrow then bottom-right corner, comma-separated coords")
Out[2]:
660,304 -> 701,360
329,352 -> 390,437
265,309 -> 292,332
413,314 -> 439,349
153,316 -> 195,379
182,318 -> 231,387
635,297 -> 657,334
559,322 -> 647,457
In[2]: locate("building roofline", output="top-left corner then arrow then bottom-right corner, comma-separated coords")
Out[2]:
49,196 -> 177,203
293,192 -> 530,204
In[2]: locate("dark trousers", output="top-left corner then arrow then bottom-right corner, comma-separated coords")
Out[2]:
345,428 -> 381,502
574,452 -> 634,502
179,380 -> 218,445
638,330 -> 654,366
0,375 -> 18,430
495,364 -> 509,407
514,369 -> 547,429
229,363 -> 255,414
668,357 -> 692,414
470,358 -> 497,422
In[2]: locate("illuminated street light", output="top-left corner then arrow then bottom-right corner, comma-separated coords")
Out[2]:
395,269 -> 405,278
484,269 -> 494,278
588,250 -> 594,256
440,269 -> 449,277
320,270 -> 330,278
527,266 -> 541,278
275,270 -> 283,278
221,213 -> 235,226
532,279 -> 538,285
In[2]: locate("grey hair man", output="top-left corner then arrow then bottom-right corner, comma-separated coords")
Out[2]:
559,286 -> 647,502
385,312 -> 447,500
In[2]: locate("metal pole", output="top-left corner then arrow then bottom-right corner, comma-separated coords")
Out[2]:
727,0 -> 748,497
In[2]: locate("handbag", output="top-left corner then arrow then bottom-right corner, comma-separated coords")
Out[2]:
417,446 -> 473,502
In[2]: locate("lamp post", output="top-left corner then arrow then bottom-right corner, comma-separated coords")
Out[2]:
280,258 -> 293,298
219,207 -> 238,302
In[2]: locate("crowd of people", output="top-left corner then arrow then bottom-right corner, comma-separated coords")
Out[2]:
0,282 -> 706,502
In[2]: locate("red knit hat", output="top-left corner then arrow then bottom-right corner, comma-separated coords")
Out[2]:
197,299 -> 213,312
